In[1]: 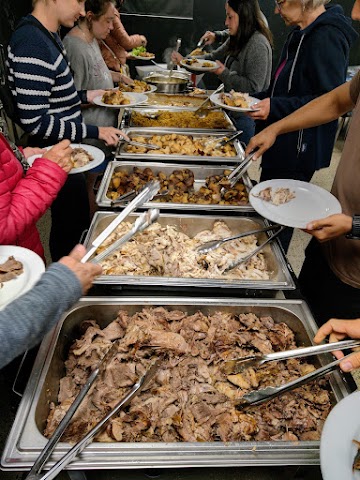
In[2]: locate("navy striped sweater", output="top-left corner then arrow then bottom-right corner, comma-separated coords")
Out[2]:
7,15 -> 99,144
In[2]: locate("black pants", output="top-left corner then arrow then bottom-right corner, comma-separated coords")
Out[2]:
50,174 -> 90,261
260,167 -> 315,252
299,238 -> 360,326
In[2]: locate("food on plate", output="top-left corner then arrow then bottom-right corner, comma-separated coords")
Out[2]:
189,47 -> 204,56
131,46 -> 154,58
131,110 -> 231,129
107,166 -> 249,205
44,307 -> 331,443
101,90 -> 130,106
0,256 -> 23,286
124,133 -> 237,157
183,58 -> 199,65
70,147 -> 94,169
202,61 -> 215,68
353,439 -> 360,470
221,90 -> 250,108
95,220 -> 270,279
253,187 -> 296,206
118,80 -> 151,93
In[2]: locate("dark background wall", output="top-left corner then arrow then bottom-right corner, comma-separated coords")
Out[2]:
1,0 -> 360,70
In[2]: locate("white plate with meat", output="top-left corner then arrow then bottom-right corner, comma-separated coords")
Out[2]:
320,390 -> 360,480
27,144 -> 105,174
93,92 -> 148,108
180,58 -> 218,73
0,246 -> 45,311
210,92 -> 260,112
250,179 -> 342,229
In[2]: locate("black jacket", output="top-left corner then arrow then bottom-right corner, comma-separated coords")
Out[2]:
257,5 -> 358,173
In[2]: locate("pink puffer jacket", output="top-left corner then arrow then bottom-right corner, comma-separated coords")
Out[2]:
0,134 -> 68,259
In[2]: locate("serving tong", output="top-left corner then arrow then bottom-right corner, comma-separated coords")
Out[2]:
220,150 -> 257,197
25,351 -> 161,480
232,343 -> 359,409
111,188 -> 169,206
194,83 -> 224,115
81,179 -> 160,263
214,130 -> 243,148
122,139 -> 161,150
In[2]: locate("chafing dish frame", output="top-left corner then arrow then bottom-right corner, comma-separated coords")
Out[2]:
96,160 -> 254,212
122,107 -> 236,132
134,93 -> 212,111
116,128 -> 245,164
82,211 -> 295,290
1,297 -> 352,471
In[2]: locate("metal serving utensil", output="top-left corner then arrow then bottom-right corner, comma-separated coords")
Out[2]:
223,225 -> 285,273
111,189 -> 169,206
25,341 -> 120,480
224,339 -> 360,375
91,209 -> 160,264
169,38 -> 181,78
235,352 -> 354,409
81,179 -> 160,263
196,224 -> 281,255
194,83 -> 224,115
220,150 -> 258,197
215,130 -> 243,148
123,139 -> 161,150
27,357 -> 162,480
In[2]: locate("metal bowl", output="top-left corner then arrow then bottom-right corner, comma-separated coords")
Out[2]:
144,72 -> 190,94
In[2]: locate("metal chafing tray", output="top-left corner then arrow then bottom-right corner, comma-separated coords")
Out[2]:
136,93 -> 212,111
83,212 -> 295,290
122,108 -> 236,132
1,297 -> 351,471
117,128 -> 245,164
96,161 -> 254,212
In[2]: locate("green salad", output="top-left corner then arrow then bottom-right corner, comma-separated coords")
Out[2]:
131,46 -> 147,56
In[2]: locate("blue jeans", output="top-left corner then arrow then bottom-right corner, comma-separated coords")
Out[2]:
230,114 -> 255,145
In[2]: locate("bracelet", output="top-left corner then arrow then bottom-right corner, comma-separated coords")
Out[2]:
345,215 -> 360,239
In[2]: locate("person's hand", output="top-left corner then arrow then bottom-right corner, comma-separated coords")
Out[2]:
245,125 -> 278,160
110,71 -> 134,84
247,98 -> 270,121
213,60 -> 225,75
314,318 -> 360,372
87,89 -> 106,104
200,31 -> 216,45
98,127 -> 129,146
59,244 -> 102,294
43,140 -> 73,173
140,35 -> 147,47
303,214 -> 351,242
23,147 -> 46,159
171,51 -> 183,65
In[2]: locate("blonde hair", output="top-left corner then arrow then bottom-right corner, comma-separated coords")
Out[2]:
301,0 -> 331,8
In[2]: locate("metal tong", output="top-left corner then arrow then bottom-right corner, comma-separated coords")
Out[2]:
215,130 -> 243,148
223,225 -> 285,273
122,139 -> 161,151
220,150 -> 258,196
235,351 -> 355,409
81,179 -> 160,263
224,339 -> 360,374
91,208 -> 160,264
196,224 -> 281,255
169,38 -> 181,77
194,83 -> 224,115
111,186 -> 169,206
26,355 -> 161,480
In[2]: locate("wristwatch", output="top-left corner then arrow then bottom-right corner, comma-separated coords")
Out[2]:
346,215 -> 360,239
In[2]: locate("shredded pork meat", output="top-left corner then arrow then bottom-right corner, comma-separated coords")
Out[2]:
44,308 -> 331,444
98,220 -> 271,280
253,187 -> 296,206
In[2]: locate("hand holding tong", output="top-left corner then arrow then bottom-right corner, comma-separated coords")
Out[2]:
26,354 -> 162,480
224,339 -> 360,374
196,224 -> 281,255
81,180 -> 160,263
235,351 -> 355,409
91,208 -> 160,264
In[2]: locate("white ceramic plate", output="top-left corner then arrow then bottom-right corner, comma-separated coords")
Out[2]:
180,59 -> 218,73
0,246 -> 45,311
117,84 -> 157,94
27,144 -> 105,174
210,92 -> 260,112
129,54 -> 155,61
320,391 -> 360,480
93,92 -> 148,108
249,179 -> 342,229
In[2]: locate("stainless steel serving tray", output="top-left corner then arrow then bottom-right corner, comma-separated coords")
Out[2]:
96,161 -> 254,212
83,212 -> 295,290
123,108 -> 236,132
136,93 -> 211,111
1,297 -> 351,471
117,128 -> 245,164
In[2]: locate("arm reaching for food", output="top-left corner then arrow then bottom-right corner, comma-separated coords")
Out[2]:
314,318 -> 360,372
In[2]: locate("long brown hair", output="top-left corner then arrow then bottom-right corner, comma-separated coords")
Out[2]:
227,0 -> 273,55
